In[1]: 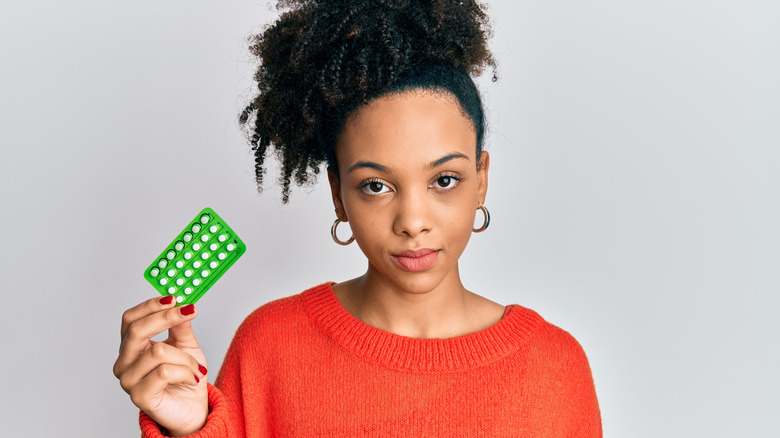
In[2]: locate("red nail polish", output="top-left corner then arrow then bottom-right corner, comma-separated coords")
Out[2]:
194,374 -> 200,383
198,364 -> 208,375
180,304 -> 195,316
159,296 -> 174,305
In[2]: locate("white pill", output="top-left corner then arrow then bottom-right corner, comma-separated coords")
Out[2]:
176,296 -> 184,303
193,261 -> 202,269
167,269 -> 175,277
218,253 -> 226,260
191,224 -> 201,233
210,243 -> 217,251
209,261 -> 217,269
193,279 -> 201,286
184,252 -> 192,260
166,250 -> 176,260
159,278 -> 167,285
218,234 -> 226,242
183,233 -> 192,242
227,244 -> 235,251
201,234 -> 209,242
200,214 -> 210,224
174,241 -> 184,251
184,287 -> 192,295
158,259 -> 167,268
168,287 -> 175,294
176,278 -> 184,286
201,252 -> 209,260
209,225 -> 217,233
184,269 -> 192,277
192,243 -> 201,251
150,268 -> 159,277
175,261 -> 184,268
201,270 -> 209,277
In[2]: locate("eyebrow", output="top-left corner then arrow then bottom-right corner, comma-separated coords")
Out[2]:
347,152 -> 470,174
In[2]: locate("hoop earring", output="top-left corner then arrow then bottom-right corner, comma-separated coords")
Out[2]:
473,205 -> 490,233
331,218 -> 355,245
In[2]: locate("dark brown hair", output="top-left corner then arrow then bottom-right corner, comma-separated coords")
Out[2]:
240,0 -> 496,202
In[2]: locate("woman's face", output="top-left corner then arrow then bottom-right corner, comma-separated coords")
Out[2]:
329,89 -> 489,294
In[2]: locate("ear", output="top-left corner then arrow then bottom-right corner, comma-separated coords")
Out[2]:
327,166 -> 347,221
476,150 -> 490,207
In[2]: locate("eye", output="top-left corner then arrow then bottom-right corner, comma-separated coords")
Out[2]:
360,179 -> 392,195
432,174 -> 461,190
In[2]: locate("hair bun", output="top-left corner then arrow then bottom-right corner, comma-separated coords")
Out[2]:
242,0 -> 496,202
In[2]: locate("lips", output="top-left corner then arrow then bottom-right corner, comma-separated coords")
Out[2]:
391,249 -> 439,272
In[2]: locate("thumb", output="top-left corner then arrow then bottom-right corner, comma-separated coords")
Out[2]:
167,316 -> 200,350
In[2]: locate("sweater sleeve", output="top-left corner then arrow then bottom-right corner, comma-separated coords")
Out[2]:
526,322 -> 602,437
137,317 -> 254,438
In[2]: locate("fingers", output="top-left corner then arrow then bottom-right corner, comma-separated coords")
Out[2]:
120,295 -> 179,340
114,298 -> 199,378
119,341 -> 207,395
128,363 -> 202,412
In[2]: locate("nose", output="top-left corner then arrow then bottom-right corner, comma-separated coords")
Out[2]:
392,189 -> 432,237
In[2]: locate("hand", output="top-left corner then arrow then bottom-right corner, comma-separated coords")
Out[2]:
113,296 -> 209,436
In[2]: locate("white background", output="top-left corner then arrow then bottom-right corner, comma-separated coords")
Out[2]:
1,0 -> 778,436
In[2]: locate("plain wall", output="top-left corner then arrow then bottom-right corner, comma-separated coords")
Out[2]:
1,0 -> 778,436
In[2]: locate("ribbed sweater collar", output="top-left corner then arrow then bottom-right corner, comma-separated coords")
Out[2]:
301,282 -> 543,373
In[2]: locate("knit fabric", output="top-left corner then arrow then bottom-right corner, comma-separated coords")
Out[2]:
140,282 -> 601,437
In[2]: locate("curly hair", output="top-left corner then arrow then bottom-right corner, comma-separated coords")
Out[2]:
239,0 -> 496,202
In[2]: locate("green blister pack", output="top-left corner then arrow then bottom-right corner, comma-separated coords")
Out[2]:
144,207 -> 246,305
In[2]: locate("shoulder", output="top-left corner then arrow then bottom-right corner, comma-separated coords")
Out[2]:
508,305 -> 593,371
229,282 -> 332,345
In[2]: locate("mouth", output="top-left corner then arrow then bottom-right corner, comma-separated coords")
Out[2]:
391,249 -> 439,272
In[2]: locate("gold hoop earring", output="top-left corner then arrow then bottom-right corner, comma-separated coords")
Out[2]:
473,205 -> 490,233
331,218 -> 355,245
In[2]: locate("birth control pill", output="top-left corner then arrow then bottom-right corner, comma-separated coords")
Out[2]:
144,207 -> 246,306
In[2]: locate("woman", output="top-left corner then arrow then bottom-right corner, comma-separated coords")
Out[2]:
113,1 -> 601,436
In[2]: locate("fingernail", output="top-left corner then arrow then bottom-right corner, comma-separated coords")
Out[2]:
180,304 -> 195,316
198,364 -> 208,375
194,374 -> 200,383
159,296 -> 174,305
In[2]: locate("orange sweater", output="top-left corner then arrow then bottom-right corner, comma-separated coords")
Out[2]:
140,283 -> 601,437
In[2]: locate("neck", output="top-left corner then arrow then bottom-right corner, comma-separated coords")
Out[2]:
334,263 -> 491,339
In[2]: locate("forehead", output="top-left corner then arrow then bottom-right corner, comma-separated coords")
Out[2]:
336,90 -> 477,166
